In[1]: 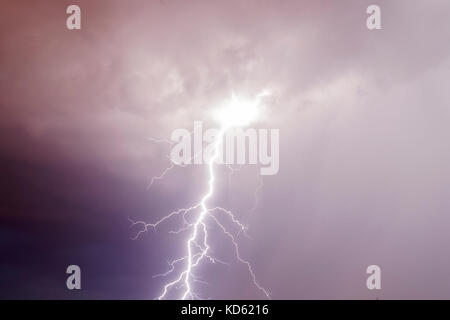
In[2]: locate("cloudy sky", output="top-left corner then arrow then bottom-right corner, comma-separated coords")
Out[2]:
1,0 -> 450,299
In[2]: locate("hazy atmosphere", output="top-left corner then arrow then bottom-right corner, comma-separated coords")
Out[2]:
1,0 -> 450,299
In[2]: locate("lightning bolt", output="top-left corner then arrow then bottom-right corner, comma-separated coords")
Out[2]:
131,127 -> 269,300
131,92 -> 270,300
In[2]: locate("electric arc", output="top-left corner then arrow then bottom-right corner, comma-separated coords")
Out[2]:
130,91 -> 270,300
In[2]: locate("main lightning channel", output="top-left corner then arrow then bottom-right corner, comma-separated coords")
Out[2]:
180,125 -> 227,299
130,92 -> 270,300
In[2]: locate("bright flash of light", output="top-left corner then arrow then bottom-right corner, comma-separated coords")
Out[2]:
130,91 -> 271,300
213,90 -> 270,127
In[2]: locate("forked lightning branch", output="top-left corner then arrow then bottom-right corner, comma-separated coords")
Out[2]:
130,92 -> 278,299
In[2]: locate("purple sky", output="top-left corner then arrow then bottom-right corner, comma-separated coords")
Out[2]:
1,0 -> 450,299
